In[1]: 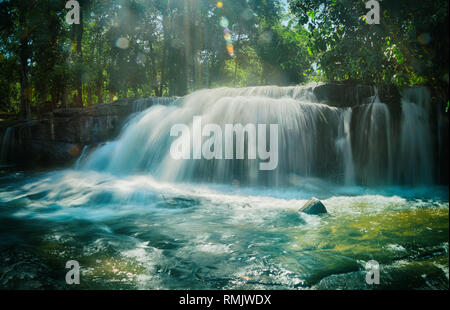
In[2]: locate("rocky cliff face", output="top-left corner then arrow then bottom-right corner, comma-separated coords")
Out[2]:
0,98 -> 178,167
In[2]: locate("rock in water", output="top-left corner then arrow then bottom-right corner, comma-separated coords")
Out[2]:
299,197 -> 327,215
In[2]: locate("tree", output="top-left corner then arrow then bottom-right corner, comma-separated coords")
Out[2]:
289,0 -> 449,92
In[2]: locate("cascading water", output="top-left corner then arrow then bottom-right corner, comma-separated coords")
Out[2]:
0,127 -> 13,164
335,108 -> 355,185
83,86 -> 344,185
133,97 -> 178,113
82,85 -> 434,186
352,90 -> 394,185
74,145 -> 89,170
398,87 -> 434,185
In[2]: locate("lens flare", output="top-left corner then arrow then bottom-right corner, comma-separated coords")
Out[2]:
220,17 -> 229,28
136,52 -> 146,66
241,8 -> 253,21
226,44 -> 234,56
417,33 -> 431,45
260,31 -> 273,44
115,37 -> 129,49
61,39 -> 75,53
219,16 -> 233,57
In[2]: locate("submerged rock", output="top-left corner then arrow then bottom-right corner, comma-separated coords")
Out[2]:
299,197 -> 327,215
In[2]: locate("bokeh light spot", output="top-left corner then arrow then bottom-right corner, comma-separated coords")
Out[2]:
226,44 -> 234,56
220,17 -> 229,28
260,31 -> 273,44
417,33 -> 431,45
115,37 -> 129,49
224,33 -> 232,42
61,39 -> 75,53
241,9 -> 253,21
136,52 -> 146,66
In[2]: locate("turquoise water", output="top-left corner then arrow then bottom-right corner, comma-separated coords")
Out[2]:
0,169 -> 448,289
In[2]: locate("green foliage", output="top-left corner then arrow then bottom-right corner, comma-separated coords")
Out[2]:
0,0 -> 448,119
0,0 -> 316,118
289,0 -> 449,92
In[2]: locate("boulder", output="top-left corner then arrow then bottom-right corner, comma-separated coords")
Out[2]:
299,197 -> 327,215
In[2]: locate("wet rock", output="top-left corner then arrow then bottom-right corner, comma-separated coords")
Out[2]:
312,270 -> 373,290
298,197 -> 327,215
313,83 -> 374,108
0,97 -> 177,167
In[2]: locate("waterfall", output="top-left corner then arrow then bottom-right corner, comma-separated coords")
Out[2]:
133,97 -> 178,112
74,145 -> 89,170
335,108 -> 355,185
353,92 -> 393,185
82,85 -> 438,187
398,87 -> 434,185
0,127 -> 13,164
84,86 -> 334,186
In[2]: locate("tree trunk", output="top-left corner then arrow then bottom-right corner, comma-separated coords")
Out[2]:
96,84 -> 103,104
183,0 -> 191,93
18,47 -> 31,120
234,29 -> 242,88
61,84 -> 68,109
74,10 -> 83,107
149,41 -> 160,96
87,86 -> 92,106
160,12 -> 169,96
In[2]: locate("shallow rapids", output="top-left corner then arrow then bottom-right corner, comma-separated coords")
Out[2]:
0,170 -> 448,289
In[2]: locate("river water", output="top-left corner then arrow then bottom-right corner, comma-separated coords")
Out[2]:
0,170 -> 448,289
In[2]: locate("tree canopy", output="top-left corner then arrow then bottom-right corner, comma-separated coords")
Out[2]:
0,0 -> 448,119
290,0 -> 449,88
